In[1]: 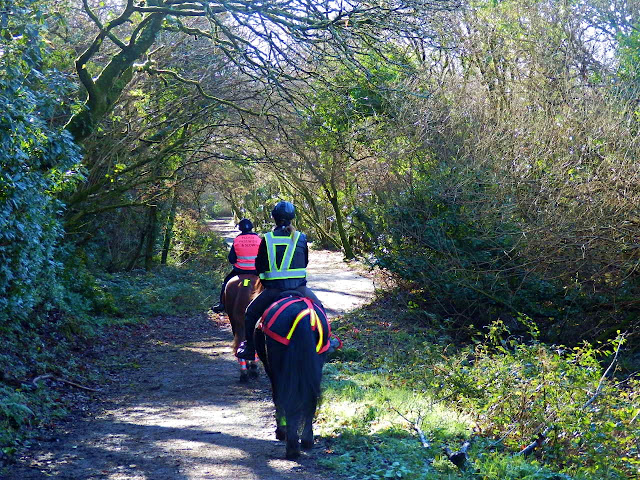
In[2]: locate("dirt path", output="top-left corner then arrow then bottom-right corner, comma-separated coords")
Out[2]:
8,220 -> 374,479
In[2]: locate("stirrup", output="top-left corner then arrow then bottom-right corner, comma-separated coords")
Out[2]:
212,303 -> 225,313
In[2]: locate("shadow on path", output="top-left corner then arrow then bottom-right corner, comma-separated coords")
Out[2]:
9,314 -> 330,480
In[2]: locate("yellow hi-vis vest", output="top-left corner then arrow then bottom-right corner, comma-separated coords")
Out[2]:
259,231 -> 307,280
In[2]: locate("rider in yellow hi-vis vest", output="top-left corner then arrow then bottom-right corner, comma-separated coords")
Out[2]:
236,201 -> 323,360
261,230 -> 307,280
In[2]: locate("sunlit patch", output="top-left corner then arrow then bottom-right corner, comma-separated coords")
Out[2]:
318,363 -> 474,441
105,466 -> 148,480
267,458 -> 305,469
181,342 -> 232,355
155,439 -> 249,461
94,433 -> 133,452
113,406 -> 251,428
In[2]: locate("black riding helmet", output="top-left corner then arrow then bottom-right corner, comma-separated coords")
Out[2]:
271,201 -> 295,224
238,218 -> 253,233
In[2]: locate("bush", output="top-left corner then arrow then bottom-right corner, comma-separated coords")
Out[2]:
97,265 -> 221,318
168,213 -> 228,267
374,178 -> 561,333
373,173 -> 639,346
321,305 -> 639,479
0,0 -> 83,324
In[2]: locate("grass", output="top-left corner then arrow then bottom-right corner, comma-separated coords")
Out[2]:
96,265 -> 222,318
316,293 -> 639,480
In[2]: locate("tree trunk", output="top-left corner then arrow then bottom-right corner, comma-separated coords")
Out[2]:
228,194 -> 242,222
126,231 -> 147,271
325,185 -> 355,260
144,205 -> 158,271
161,187 -> 178,265
65,10 -> 165,143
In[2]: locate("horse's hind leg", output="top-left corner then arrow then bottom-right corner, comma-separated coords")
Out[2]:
300,398 -> 317,450
300,414 -> 314,450
275,408 -> 286,441
248,359 -> 259,377
285,412 -> 301,459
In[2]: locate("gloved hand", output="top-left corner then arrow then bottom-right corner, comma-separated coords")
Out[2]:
327,336 -> 343,354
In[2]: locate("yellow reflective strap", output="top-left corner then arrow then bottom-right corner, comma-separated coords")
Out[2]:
286,308 -> 310,340
314,310 -> 324,352
243,278 -> 251,287
283,307 -> 325,351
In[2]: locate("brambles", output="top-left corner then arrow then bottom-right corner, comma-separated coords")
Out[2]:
319,308 -> 639,479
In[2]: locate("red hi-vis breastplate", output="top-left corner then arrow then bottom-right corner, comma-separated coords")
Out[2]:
233,234 -> 261,270
258,296 -> 331,354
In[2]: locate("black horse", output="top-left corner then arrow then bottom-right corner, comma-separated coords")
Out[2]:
255,293 -> 330,459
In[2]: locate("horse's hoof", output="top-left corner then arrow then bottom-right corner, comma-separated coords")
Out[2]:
285,446 -> 300,460
301,439 -> 314,450
239,373 -> 249,383
275,428 -> 286,441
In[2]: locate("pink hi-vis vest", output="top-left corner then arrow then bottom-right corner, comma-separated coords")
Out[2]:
233,234 -> 261,270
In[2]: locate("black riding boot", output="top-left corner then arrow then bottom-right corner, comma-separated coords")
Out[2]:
236,305 -> 258,360
236,289 -> 279,360
212,302 -> 225,313
236,338 -> 256,360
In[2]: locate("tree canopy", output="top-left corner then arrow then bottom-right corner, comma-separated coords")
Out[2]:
2,0 -> 638,341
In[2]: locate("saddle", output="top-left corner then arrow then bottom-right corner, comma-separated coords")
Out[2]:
258,294 -> 331,354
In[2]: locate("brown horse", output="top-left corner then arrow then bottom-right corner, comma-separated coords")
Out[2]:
223,273 -> 263,382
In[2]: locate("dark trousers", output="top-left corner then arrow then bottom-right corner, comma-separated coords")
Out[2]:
219,268 -> 257,304
243,286 -> 323,347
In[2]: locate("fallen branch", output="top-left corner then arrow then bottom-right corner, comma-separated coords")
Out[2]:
444,440 -> 471,469
32,374 -> 100,392
516,431 -> 547,457
390,406 -> 430,448
414,414 -> 430,448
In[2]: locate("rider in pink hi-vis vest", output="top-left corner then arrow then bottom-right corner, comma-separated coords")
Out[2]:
233,232 -> 262,270
212,218 -> 261,313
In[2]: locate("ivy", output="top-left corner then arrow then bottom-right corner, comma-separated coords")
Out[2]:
0,0 -> 82,324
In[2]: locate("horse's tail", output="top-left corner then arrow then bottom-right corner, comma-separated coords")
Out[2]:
277,307 -> 323,420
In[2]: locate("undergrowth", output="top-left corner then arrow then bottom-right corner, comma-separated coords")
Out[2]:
318,294 -> 639,479
0,255 -> 226,466
96,266 -> 220,318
